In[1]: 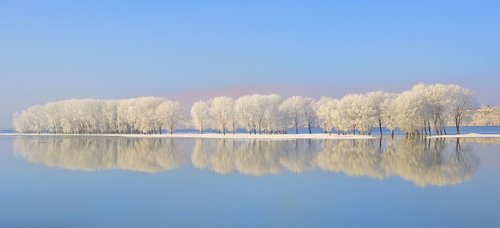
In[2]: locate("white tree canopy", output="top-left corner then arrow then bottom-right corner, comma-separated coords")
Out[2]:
191,100 -> 210,134
13,97 -> 185,134
13,83 -> 478,137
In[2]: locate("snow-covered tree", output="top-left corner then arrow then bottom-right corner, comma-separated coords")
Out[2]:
12,83 -> 478,137
338,94 -> 376,135
209,96 -> 235,135
315,97 -> 339,134
191,100 -> 210,134
280,96 -> 316,134
303,98 -> 317,134
393,89 -> 426,136
156,100 -> 185,134
381,96 -> 398,137
366,91 -> 395,136
446,84 -> 476,134
13,97 -> 186,134
235,94 -> 284,134
235,95 -> 257,134
262,94 -> 285,134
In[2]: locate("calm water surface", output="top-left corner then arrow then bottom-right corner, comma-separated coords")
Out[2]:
1,135 -> 500,227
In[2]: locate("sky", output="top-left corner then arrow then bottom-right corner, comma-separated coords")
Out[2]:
1,0 -> 499,129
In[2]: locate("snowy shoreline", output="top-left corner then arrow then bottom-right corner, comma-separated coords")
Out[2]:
427,133 -> 500,138
0,133 -> 377,140
2,133 -> 499,140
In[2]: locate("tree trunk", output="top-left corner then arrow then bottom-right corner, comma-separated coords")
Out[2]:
379,120 -> 383,136
308,124 -> 312,134
295,123 -> 298,134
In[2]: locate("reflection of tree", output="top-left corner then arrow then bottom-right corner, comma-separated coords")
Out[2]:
192,139 -> 284,176
315,140 -> 385,179
455,137 -> 500,146
191,138 -> 480,187
191,138 -> 216,171
315,138 -> 479,187
234,140 -> 282,176
14,136 -> 186,173
278,139 -> 318,173
14,136 -> 482,187
381,139 -> 479,187
192,139 -> 237,174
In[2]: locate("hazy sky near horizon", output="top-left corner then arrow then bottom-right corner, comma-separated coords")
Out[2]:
1,0 -> 499,129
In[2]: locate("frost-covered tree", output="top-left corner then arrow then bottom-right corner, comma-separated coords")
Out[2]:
424,84 -> 446,135
389,83 -> 476,137
303,98 -> 317,134
235,95 -> 256,134
235,94 -> 284,134
262,94 -> 285,134
252,94 -> 270,134
315,97 -> 339,135
227,103 -> 239,134
280,96 -> 316,134
191,100 -> 210,134
366,91 -> 394,136
13,97 -> 186,134
254,94 -> 283,134
338,94 -> 376,135
209,96 -> 234,135
280,96 -> 304,134
394,89 -> 427,136
12,83 -> 478,137
134,97 -> 165,134
156,100 -> 185,134
446,84 -> 476,134
381,96 -> 398,138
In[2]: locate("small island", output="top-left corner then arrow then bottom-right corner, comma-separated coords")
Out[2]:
9,83 -> 499,139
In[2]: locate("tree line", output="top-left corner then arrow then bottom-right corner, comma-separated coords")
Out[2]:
13,83 -> 476,136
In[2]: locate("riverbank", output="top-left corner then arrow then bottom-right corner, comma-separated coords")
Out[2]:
3,132 -> 499,140
0,133 -> 377,140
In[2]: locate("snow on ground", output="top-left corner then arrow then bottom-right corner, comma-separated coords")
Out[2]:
3,133 -> 499,140
427,133 -> 500,138
0,133 -> 376,140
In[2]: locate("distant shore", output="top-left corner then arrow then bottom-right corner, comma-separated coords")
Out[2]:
0,133 -> 377,140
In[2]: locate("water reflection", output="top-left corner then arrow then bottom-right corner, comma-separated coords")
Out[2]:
13,136 -> 491,187
192,139 -> 319,175
381,139 -> 478,186
14,137 -> 188,173
316,140 -> 385,179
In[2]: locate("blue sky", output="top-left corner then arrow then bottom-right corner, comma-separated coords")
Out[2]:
1,0 -> 499,129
